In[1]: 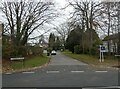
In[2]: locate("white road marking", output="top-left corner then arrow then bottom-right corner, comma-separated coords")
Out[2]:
71,71 -> 84,73
46,71 -> 60,73
5,73 -> 12,75
95,71 -> 108,73
22,71 -> 35,74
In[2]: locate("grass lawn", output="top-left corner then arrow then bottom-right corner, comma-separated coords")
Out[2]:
63,50 -> 119,67
3,54 -> 50,71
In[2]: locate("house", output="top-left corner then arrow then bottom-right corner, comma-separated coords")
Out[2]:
102,34 -> 118,53
39,35 -> 48,48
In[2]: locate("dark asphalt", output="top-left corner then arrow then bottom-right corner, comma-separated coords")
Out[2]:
2,52 -> 119,88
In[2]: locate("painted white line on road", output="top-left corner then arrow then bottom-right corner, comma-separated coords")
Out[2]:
22,72 -> 35,74
46,71 -> 60,73
71,71 -> 84,73
5,73 -> 12,75
95,71 -> 108,73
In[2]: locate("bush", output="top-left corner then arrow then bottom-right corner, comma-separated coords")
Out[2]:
3,44 -> 28,59
27,46 -> 43,56
84,49 -> 89,54
74,45 -> 82,54
47,47 -> 52,53
2,44 -> 14,59
91,46 -> 98,55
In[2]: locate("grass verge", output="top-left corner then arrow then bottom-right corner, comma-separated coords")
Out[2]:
63,50 -> 118,67
3,54 -> 50,72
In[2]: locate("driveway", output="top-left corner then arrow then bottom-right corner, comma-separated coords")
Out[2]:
2,51 -> 119,88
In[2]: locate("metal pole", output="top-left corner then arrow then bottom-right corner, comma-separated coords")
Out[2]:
99,52 -> 101,62
99,45 -> 101,62
102,52 -> 104,62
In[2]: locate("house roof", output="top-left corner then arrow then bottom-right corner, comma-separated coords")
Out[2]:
39,37 -> 48,45
103,34 -> 118,41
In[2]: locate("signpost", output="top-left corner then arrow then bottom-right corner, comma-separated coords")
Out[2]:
99,45 -> 105,62
10,57 -> 24,61
10,57 -> 25,68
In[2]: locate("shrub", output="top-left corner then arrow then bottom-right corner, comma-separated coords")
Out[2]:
74,45 -> 82,54
27,46 -> 43,56
2,44 -> 14,59
47,47 -> 52,53
91,46 -> 98,55
3,44 -> 28,59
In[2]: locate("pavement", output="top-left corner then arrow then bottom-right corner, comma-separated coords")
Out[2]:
2,52 -> 120,88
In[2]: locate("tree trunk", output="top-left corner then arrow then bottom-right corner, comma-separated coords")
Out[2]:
89,2 -> 94,55
82,12 -> 85,54
118,3 -> 120,54
107,3 -> 111,55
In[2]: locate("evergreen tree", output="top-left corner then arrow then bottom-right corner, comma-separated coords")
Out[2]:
66,26 -> 82,53
55,36 -> 61,50
48,33 -> 55,50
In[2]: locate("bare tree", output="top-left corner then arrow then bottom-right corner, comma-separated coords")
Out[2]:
54,22 -> 72,47
68,0 -> 102,54
98,1 -> 120,54
101,2 -> 113,54
116,2 -> 120,54
1,0 -> 57,47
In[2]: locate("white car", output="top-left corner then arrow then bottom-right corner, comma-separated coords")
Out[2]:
51,50 -> 56,55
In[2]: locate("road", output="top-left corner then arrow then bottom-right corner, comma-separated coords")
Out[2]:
2,52 -> 119,88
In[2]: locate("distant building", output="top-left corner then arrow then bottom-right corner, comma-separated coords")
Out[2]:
39,35 -> 48,48
102,34 -> 118,53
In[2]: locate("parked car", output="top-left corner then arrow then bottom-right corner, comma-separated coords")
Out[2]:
51,50 -> 56,55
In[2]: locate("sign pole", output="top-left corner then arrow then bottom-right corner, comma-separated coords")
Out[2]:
99,45 -> 105,62
99,45 -> 101,62
102,52 -> 104,62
